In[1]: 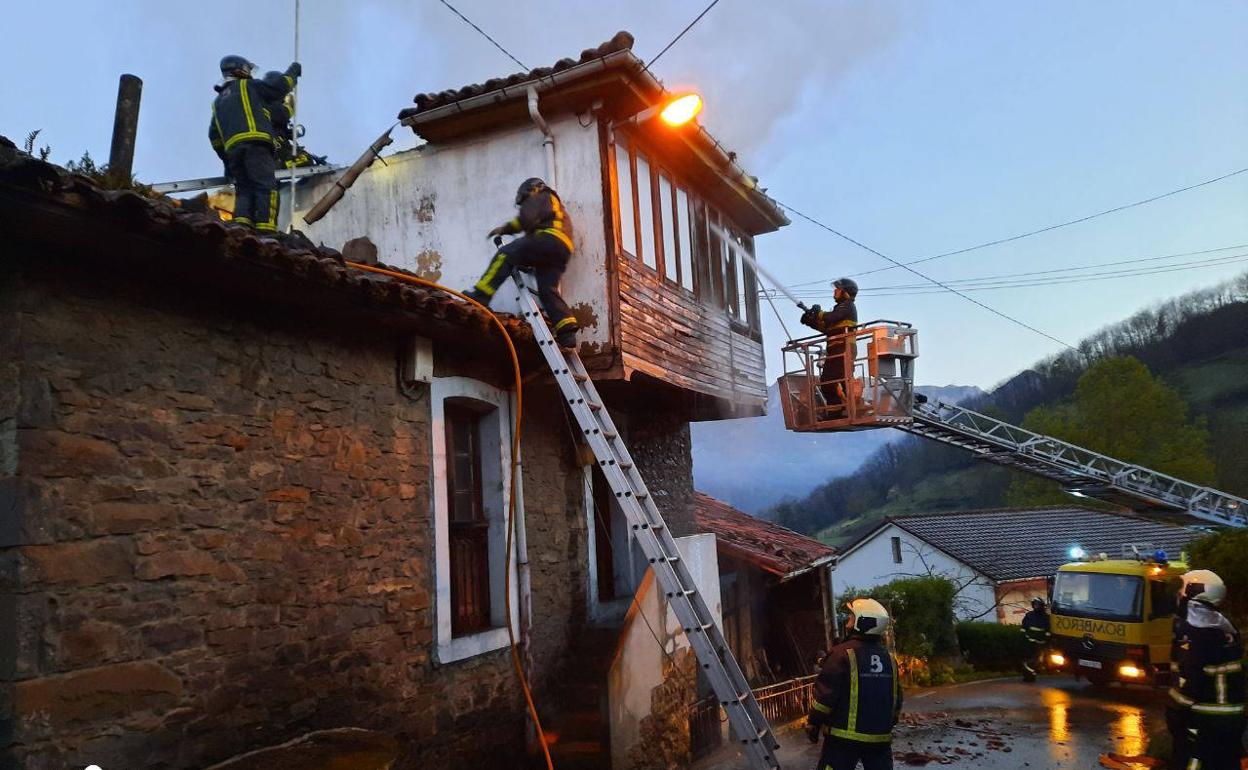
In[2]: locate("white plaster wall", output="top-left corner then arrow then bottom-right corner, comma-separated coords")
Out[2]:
835,524 -> 999,622
608,533 -> 722,769
293,112 -> 611,348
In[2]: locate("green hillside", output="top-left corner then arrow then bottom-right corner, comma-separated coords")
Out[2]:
769,274 -> 1248,544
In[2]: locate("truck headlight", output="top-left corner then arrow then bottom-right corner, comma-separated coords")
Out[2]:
1049,652 -> 1066,666
1118,663 -> 1143,678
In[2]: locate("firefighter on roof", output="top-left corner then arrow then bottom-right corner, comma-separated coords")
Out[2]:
465,178 -> 580,351
1020,597 -> 1051,682
209,56 -> 300,232
1167,569 -> 1245,770
806,597 -> 902,770
800,278 -> 858,414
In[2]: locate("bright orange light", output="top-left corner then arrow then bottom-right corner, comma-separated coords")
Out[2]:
1119,663 -> 1143,679
1049,652 -> 1067,666
660,93 -> 703,126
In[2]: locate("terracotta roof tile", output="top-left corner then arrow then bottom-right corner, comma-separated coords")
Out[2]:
403,31 -> 635,117
694,493 -> 835,578
0,139 -> 530,344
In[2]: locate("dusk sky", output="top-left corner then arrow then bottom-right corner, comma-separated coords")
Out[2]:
5,1 -> 1246,389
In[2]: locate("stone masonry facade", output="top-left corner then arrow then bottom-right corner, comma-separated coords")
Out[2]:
0,259 -> 624,770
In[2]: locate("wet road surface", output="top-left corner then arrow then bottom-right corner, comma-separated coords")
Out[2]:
695,675 -> 1166,769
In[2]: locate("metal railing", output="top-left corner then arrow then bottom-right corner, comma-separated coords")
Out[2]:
689,675 -> 817,759
779,323 -> 917,432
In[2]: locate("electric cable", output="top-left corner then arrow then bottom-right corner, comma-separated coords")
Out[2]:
344,262 -> 554,770
788,251 -> 1248,299
645,0 -> 722,71
789,165 -> 1248,287
436,0 -> 528,70
776,200 -> 1075,349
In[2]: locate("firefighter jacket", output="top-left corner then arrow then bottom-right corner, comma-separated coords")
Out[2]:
808,636 -> 902,743
498,188 -> 574,252
1021,608 -> 1051,644
1168,601 -> 1245,720
801,299 -> 858,340
209,68 -> 298,159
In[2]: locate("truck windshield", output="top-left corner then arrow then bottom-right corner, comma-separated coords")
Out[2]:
1052,571 -> 1143,622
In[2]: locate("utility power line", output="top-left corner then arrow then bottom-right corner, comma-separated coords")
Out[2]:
645,0 -> 723,70
437,0 -> 528,70
776,201 -> 1074,349
784,243 -> 1248,297
832,252 -> 1248,298
789,165 -> 1248,288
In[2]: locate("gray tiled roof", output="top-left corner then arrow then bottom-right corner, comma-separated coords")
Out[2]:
886,507 -> 1203,582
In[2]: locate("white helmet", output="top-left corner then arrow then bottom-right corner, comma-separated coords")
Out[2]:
846,598 -> 890,636
1181,569 -> 1227,606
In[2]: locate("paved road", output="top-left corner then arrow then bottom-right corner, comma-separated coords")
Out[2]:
696,675 -> 1167,769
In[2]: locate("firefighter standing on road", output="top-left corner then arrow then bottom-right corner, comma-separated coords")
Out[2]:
1020,597 -> 1051,682
464,178 -> 580,351
806,598 -> 902,770
209,56 -> 301,232
1166,569 -> 1245,770
800,278 -> 859,415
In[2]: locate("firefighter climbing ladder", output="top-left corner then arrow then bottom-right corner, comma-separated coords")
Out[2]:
511,274 -> 783,770
903,398 -> 1248,527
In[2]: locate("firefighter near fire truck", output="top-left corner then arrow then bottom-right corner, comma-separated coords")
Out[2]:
464,178 -> 580,351
799,278 -> 859,414
1166,569 -> 1246,770
208,56 -> 301,232
1021,597 -> 1051,682
806,598 -> 902,770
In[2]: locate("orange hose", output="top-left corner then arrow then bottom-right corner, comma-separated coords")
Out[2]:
345,262 -> 555,770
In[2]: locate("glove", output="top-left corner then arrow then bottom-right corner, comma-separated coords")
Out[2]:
800,304 -> 821,326
486,225 -> 507,239
287,61 -> 302,78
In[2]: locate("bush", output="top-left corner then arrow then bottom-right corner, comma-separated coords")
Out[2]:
956,621 -> 1032,671
843,576 -> 959,659
1189,528 -> 1248,627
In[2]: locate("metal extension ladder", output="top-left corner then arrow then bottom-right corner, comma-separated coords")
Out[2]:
511,274 -> 782,770
905,398 -> 1248,527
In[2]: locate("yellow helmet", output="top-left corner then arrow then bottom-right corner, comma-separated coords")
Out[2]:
846,597 -> 890,636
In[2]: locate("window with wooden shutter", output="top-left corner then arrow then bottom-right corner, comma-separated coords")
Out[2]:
446,401 -> 491,637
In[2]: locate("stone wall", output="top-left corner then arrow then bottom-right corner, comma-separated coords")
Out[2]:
0,262 -> 592,770
623,407 -> 696,538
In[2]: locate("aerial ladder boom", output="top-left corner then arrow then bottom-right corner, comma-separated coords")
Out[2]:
778,323 -> 1247,528
514,274 -> 782,770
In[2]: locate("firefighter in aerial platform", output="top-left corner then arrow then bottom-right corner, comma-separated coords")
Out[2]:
799,278 -> 859,415
806,598 -> 902,770
464,178 -> 580,351
1166,569 -> 1245,770
209,56 -> 301,232
1020,597 -> 1051,682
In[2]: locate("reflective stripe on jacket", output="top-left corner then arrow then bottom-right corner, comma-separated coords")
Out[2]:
209,72 -> 296,156
499,188 -> 574,251
1169,602 -> 1245,719
1021,608 -> 1051,644
809,636 -> 901,743
802,299 -> 858,339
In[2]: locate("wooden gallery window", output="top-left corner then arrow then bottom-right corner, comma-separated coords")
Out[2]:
611,138 -> 761,330
445,401 -> 491,637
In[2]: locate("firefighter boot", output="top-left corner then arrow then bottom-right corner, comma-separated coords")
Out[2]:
462,288 -> 490,306
556,325 -> 578,352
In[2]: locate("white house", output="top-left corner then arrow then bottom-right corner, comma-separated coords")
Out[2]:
834,507 -> 1200,624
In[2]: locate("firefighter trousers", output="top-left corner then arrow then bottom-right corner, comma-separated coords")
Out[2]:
1168,707 -> 1246,769
227,142 -> 279,232
473,233 -> 577,335
819,736 -> 893,770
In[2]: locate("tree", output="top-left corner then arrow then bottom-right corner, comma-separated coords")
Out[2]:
1007,356 -> 1216,507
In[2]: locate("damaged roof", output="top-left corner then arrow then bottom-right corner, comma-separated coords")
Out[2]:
844,507 -> 1202,583
694,493 -> 835,580
398,31 -> 788,235
0,136 -> 531,348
